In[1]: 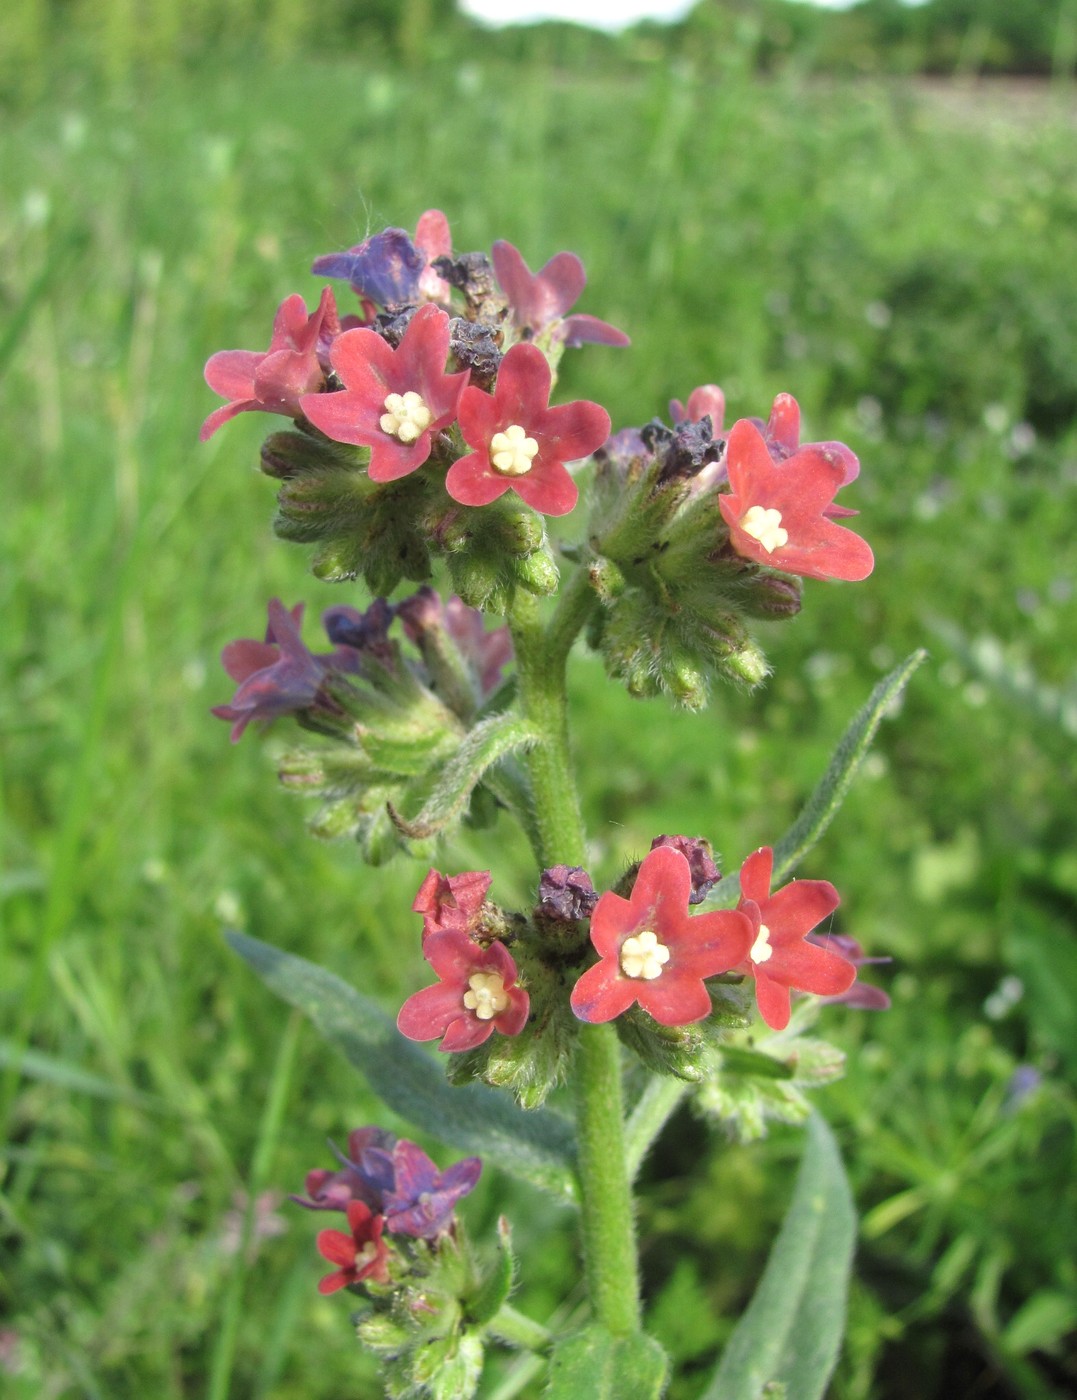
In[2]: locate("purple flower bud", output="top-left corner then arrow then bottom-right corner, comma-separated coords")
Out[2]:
212,600 -> 335,741
322,599 -> 396,662
312,228 -> 425,308
537,865 -> 599,922
650,835 -> 721,904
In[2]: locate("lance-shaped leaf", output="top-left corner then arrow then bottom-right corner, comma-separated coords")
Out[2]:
545,1325 -> 668,1400
226,931 -> 578,1203
388,712 -> 538,839
711,650 -> 926,907
699,1114 -> 855,1400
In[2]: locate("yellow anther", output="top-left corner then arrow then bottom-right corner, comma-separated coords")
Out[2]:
490,423 -> 539,476
739,505 -> 789,553
620,929 -> 671,981
750,923 -> 774,965
380,390 -> 433,444
463,971 -> 511,1021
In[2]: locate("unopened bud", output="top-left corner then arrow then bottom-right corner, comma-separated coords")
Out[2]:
739,571 -> 803,620
720,639 -> 770,689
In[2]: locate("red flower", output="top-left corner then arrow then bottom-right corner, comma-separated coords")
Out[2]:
414,209 -> 453,305
299,303 -> 468,483
316,1200 -> 390,1294
445,342 -> 610,516
733,847 -> 858,1031
718,419 -> 874,582
411,867 -> 491,939
200,289 -> 335,441
570,846 -> 753,1027
397,930 -> 529,1053
491,240 -> 629,348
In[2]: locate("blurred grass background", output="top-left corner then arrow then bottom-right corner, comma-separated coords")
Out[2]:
1,1 -> 1076,1396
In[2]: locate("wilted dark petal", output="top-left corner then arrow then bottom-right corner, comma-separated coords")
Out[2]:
650,835 -> 721,904
537,865 -> 598,921
313,229 -> 425,307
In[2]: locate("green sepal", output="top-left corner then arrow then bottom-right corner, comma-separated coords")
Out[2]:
226,931 -> 579,1202
614,1008 -> 708,1083
465,1217 -> 517,1329
387,713 -> 538,840
260,427 -> 367,480
544,1324 -> 669,1400
698,1115 -> 855,1400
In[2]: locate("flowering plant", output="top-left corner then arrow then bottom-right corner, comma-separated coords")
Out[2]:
204,209 -> 923,1397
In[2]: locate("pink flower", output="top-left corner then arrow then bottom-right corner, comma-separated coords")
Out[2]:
570,846 -> 753,1027
491,240 -> 630,348
316,1200 -> 390,1294
300,303 -> 468,483
670,384 -> 726,433
397,929 -> 529,1053
414,209 -> 453,305
718,418 -> 874,582
733,847 -> 858,1031
411,867 -> 492,939
200,289 -> 335,441
445,342 -> 610,516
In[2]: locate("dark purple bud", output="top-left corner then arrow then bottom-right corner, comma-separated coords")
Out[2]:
537,865 -> 598,922
212,599 -> 333,742
650,835 -> 721,904
312,229 -> 425,307
449,316 -> 503,392
323,599 -> 395,653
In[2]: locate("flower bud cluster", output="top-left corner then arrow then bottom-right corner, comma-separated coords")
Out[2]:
584,392 -> 873,709
201,210 -> 623,614
293,1127 -> 513,1400
212,590 -> 513,863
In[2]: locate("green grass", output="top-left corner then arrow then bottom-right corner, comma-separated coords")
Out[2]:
2,45 -> 1076,1398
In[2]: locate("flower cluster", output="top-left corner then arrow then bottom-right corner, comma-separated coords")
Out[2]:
294,1128 -> 482,1294
395,844 -> 879,1057
201,210 -> 618,519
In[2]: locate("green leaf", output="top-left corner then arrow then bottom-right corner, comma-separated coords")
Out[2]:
699,1114 -> 856,1400
545,1325 -> 668,1399
467,1217 -> 517,1329
389,713 -> 538,839
226,931 -> 578,1203
712,650 -> 926,905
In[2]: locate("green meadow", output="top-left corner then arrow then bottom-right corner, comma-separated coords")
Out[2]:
2,39 -> 1076,1399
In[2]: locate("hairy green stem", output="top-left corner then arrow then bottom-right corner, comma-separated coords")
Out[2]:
487,1303 -> 554,1353
508,580 -> 642,1336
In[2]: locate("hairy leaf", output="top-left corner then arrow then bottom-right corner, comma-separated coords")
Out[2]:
699,1114 -> 856,1400
545,1325 -> 668,1399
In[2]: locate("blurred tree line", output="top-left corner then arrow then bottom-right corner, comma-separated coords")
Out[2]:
2,0 -> 1075,111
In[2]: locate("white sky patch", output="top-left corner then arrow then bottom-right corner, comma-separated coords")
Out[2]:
460,0 -> 868,31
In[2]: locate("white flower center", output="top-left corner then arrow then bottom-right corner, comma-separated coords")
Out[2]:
463,971 -> 511,1021
620,929 -> 671,981
354,1242 -> 377,1268
750,922 -> 774,964
490,423 -> 539,477
739,505 -> 788,553
380,390 -> 432,444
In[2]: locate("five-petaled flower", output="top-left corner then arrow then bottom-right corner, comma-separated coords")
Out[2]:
316,1200 -> 391,1294
570,845 -> 753,1026
291,1126 -> 397,1213
446,341 -> 610,516
397,927 -> 529,1052
732,847 -> 858,1031
200,289 -> 336,441
300,303 -> 468,482
756,392 -> 860,489
381,1139 -> 482,1238
491,239 -> 630,349
718,418 -> 874,582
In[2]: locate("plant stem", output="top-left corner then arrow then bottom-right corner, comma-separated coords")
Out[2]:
487,1303 -> 554,1353
508,582 -> 642,1336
